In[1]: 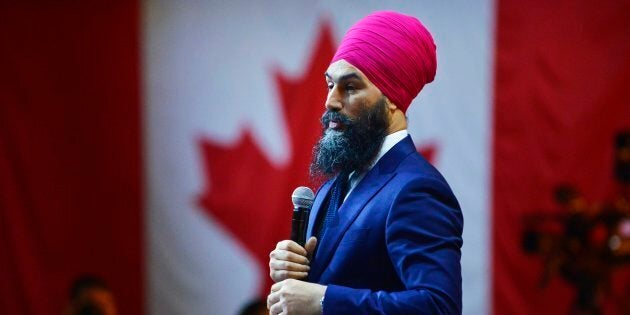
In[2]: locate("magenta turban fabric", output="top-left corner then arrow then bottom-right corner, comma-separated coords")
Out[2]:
331,11 -> 437,113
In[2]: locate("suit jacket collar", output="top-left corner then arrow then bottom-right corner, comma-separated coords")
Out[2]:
307,135 -> 416,281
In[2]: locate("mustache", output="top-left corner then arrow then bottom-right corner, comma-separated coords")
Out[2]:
320,110 -> 353,128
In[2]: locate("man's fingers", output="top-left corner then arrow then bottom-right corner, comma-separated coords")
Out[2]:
275,240 -> 308,256
269,259 -> 310,272
267,290 -> 279,309
269,301 -> 283,315
270,279 -> 284,292
269,249 -> 310,264
304,237 -> 318,257
271,278 -> 295,292
268,240 -> 311,282
268,291 -> 285,315
270,270 -> 308,281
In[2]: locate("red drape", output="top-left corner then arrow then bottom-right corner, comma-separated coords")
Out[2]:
0,2 -> 142,315
493,1 -> 630,314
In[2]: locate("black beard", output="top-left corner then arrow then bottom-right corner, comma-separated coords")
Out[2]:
310,97 -> 390,181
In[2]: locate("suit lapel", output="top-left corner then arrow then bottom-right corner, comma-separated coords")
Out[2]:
306,179 -> 334,240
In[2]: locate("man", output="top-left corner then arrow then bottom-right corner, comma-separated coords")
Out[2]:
267,11 -> 463,314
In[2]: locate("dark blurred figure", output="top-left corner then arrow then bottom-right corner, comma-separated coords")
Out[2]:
555,185 -> 605,315
63,275 -> 117,315
521,131 -> 630,315
615,132 -> 630,184
238,298 -> 267,315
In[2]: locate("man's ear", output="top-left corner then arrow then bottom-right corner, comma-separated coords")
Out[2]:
385,97 -> 398,111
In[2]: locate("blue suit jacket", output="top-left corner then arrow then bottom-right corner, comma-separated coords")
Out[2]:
306,136 -> 463,314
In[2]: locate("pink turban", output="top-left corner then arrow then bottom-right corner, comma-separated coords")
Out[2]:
331,11 -> 437,113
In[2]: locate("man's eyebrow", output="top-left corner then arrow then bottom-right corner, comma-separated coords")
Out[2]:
324,72 -> 362,82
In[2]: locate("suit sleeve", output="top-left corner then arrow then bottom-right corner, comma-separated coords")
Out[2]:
322,177 -> 464,315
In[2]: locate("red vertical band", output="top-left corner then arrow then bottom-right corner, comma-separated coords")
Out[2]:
492,1 -> 630,314
0,2 -> 142,314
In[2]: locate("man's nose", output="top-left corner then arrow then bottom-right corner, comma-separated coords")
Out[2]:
325,88 -> 343,111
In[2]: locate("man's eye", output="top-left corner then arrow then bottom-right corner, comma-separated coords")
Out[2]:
345,84 -> 356,91
327,83 -> 334,90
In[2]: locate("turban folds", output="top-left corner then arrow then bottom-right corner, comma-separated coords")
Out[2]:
331,11 -> 437,113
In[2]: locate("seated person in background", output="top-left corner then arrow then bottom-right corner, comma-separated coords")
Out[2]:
63,275 -> 117,315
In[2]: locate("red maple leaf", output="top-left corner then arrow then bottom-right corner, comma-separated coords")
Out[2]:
417,143 -> 438,165
198,23 -> 336,296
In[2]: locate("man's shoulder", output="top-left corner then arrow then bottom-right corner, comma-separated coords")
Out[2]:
388,151 -> 459,205
396,150 -> 446,182
379,135 -> 446,183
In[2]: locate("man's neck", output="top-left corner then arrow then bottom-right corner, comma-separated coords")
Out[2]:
386,108 -> 407,134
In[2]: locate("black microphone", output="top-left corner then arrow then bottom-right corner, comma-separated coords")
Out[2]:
291,186 -> 314,247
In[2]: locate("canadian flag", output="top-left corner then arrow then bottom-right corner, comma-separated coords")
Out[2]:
1,1 -> 629,315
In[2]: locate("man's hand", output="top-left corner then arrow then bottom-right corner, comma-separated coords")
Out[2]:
269,237 -> 317,282
267,279 -> 326,315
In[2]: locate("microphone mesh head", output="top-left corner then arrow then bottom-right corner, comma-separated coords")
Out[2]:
291,186 -> 314,208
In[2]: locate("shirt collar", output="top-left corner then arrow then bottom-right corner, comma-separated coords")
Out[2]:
369,129 -> 408,169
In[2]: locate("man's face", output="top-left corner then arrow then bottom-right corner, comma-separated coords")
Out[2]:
310,60 -> 390,179
324,60 -> 387,127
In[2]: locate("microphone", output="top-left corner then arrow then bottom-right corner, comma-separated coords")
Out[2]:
291,186 -> 315,247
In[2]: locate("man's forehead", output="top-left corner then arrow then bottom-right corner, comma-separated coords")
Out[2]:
324,60 -> 366,81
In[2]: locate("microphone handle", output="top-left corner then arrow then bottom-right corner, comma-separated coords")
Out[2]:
291,207 -> 309,246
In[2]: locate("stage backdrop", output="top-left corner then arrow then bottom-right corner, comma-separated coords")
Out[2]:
1,1 -> 628,315
144,1 -> 493,314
